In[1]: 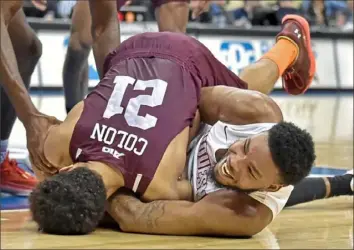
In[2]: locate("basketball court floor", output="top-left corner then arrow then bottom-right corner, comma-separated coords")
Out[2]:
1,91 -> 353,249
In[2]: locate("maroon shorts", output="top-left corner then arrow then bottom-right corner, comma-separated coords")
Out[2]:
116,0 -> 189,11
71,56 -> 199,196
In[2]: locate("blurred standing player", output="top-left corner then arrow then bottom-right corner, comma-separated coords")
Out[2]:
62,0 -> 211,113
0,0 -> 121,195
0,3 -> 48,195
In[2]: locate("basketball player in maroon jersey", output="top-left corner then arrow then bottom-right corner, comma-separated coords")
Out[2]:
29,15 -> 319,236
62,0 -> 211,114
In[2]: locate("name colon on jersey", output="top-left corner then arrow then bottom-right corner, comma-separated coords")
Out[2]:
90,123 -> 148,158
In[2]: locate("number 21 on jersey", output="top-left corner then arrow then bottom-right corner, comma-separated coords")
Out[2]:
103,76 -> 168,130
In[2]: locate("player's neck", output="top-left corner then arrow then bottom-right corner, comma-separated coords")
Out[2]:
86,161 -> 125,198
44,124 -> 72,167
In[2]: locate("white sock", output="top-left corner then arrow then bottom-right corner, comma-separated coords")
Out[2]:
0,140 -> 9,164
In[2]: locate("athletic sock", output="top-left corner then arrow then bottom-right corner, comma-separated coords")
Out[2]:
260,38 -> 298,77
286,175 -> 354,207
327,174 -> 353,197
285,177 -> 327,207
0,139 -> 9,164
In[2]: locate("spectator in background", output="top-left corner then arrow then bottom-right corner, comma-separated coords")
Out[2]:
211,0 -> 303,27
276,0 -> 300,22
301,0 -> 328,27
24,0 -> 60,20
208,0 -> 227,26
343,0 -> 353,30
301,0 -> 353,29
213,0 -> 266,27
57,0 -> 77,19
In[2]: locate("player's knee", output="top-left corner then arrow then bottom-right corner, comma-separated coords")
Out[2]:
156,1 -> 189,32
68,31 -> 92,52
29,35 -> 43,63
29,167 -> 106,235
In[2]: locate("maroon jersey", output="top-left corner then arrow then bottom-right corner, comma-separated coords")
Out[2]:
70,32 -> 247,196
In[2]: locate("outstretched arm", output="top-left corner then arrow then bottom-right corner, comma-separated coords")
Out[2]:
0,1 -> 61,173
198,86 -> 283,126
107,189 -> 272,237
88,0 -> 120,79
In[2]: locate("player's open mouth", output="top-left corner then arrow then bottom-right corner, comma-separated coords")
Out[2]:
221,158 -> 232,178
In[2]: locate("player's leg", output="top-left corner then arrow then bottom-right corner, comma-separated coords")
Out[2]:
239,14 -> 316,95
0,9 -> 40,195
153,0 -> 190,33
285,170 -> 353,207
62,1 -> 92,114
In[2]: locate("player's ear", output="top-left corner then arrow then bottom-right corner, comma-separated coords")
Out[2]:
265,184 -> 284,192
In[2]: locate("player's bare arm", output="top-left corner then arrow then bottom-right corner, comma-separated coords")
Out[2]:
107,188 -> 273,237
0,0 -> 61,173
199,86 -> 283,126
88,0 -> 120,79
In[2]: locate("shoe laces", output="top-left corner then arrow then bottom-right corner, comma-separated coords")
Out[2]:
3,157 -> 31,179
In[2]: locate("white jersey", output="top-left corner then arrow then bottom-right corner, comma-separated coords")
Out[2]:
187,121 -> 294,220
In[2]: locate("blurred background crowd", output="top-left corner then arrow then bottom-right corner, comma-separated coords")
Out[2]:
23,0 -> 354,31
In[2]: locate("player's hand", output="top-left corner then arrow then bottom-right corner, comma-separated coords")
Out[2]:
31,0 -> 47,11
190,0 -> 211,19
124,0 -> 132,6
25,113 -> 62,175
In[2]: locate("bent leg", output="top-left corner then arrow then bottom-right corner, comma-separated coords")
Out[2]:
62,1 -> 92,113
154,0 -> 190,32
1,9 -> 42,140
239,40 -> 297,95
285,172 -> 353,207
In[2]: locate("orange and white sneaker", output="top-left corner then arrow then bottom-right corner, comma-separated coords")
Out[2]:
0,153 -> 38,196
276,14 -> 316,95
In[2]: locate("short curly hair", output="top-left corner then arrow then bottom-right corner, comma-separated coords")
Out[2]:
268,121 -> 316,185
29,167 -> 106,235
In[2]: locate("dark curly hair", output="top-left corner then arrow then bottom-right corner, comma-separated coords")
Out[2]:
29,167 -> 106,235
268,121 -> 316,185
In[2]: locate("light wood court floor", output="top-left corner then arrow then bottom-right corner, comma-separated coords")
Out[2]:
1,92 -> 353,249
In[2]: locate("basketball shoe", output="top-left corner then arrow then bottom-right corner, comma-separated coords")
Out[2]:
276,15 -> 316,95
0,153 -> 38,196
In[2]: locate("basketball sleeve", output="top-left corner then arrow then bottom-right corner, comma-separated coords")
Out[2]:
248,185 -> 294,220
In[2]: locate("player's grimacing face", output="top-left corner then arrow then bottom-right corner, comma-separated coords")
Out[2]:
213,133 -> 283,192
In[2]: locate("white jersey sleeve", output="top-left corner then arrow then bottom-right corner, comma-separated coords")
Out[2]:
248,186 -> 294,220
206,121 -> 276,162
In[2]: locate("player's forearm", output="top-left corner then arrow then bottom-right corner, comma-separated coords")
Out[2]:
199,86 -> 283,125
108,189 -> 271,237
0,17 -> 38,122
107,192 -> 201,235
89,0 -> 120,79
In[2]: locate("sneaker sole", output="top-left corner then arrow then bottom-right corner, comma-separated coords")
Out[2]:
282,14 -> 316,94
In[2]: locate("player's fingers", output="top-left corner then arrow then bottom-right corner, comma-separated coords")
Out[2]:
59,165 -> 75,172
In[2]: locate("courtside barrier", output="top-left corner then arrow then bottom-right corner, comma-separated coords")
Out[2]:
27,18 -> 353,90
